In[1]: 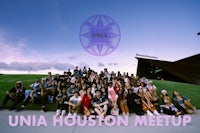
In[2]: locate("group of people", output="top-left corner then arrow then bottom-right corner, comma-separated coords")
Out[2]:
0,67 -> 197,117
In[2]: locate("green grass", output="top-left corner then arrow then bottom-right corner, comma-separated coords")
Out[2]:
153,80 -> 200,109
0,74 -> 57,111
0,74 -> 200,111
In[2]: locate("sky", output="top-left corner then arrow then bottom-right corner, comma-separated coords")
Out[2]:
0,0 -> 200,75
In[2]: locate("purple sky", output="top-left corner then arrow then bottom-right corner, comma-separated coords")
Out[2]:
0,0 -> 200,75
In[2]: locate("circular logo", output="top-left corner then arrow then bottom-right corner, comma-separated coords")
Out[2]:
79,15 -> 121,56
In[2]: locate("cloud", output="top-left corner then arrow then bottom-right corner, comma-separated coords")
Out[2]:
16,39 -> 27,48
52,63 -> 74,70
0,36 -> 43,63
98,62 -> 105,67
0,61 -> 76,71
0,62 -> 8,68
8,62 -> 32,71
68,55 -> 77,60
108,63 -> 119,66
0,34 -> 87,72
4,62 -> 51,71
0,31 -> 136,75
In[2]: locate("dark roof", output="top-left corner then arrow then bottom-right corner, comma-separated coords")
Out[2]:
136,54 -> 200,85
135,57 -> 172,69
165,54 -> 200,85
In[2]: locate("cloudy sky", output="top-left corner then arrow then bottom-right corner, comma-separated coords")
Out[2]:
0,0 -> 200,75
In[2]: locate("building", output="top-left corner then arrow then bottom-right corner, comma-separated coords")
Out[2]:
136,54 -> 200,85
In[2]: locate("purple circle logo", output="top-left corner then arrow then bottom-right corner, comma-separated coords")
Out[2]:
79,15 -> 121,56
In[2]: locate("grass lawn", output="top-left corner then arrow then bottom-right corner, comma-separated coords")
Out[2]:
0,74 -> 57,111
153,80 -> 200,109
0,74 -> 200,111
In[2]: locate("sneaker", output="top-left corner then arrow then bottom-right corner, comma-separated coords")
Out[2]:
56,109 -> 61,117
73,113 -> 77,118
41,107 -> 47,112
136,112 -> 144,116
140,112 -> 145,115
175,111 -> 182,116
147,110 -> 154,116
153,110 -> 160,116
9,106 -> 15,111
61,110 -> 66,116
16,106 -> 24,112
194,106 -> 197,113
0,105 -> 5,110
68,112 -> 72,116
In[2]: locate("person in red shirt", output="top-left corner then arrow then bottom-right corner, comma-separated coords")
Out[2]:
82,88 -> 93,116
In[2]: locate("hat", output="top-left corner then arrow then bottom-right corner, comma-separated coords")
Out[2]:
16,81 -> 23,88
16,81 -> 22,84
161,89 -> 167,94
42,78 -> 46,81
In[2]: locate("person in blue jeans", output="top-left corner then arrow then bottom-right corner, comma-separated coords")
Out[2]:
17,79 -> 40,111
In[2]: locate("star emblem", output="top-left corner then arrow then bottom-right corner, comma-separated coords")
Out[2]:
80,15 -> 121,56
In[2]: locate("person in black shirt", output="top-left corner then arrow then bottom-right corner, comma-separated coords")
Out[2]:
92,90 -> 109,116
126,89 -> 144,115
0,81 -> 26,110
30,84 -> 48,112
55,88 -> 68,117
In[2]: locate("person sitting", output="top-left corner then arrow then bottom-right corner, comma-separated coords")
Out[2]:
82,88 -> 93,116
139,76 -> 148,85
67,84 -> 79,98
146,80 -> 157,91
0,81 -> 26,110
68,91 -> 82,117
17,79 -> 40,111
91,83 -> 98,96
46,72 -> 54,85
146,89 -> 160,112
160,90 -> 182,115
46,80 -> 57,103
55,88 -> 68,117
139,82 -> 148,92
126,89 -> 144,115
92,90 -> 109,116
30,84 -> 48,112
112,77 -> 122,94
100,86 -> 108,99
138,88 -> 160,116
25,79 -> 40,101
57,81 -> 67,94
108,86 -> 119,115
118,89 -> 129,116
172,91 -> 196,114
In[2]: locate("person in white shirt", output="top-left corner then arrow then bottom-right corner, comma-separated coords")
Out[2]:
68,91 -> 82,116
146,80 -> 157,91
91,83 -> 97,96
